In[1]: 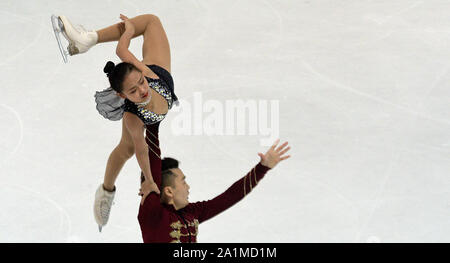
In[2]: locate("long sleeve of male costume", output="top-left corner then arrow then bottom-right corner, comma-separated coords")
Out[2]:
144,122 -> 162,187
138,123 -> 163,224
184,162 -> 271,224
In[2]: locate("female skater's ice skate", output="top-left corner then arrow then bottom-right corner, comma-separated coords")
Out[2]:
94,185 -> 116,232
51,15 -> 98,63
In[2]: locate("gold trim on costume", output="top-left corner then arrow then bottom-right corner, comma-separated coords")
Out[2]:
249,171 -> 253,192
145,136 -> 160,150
145,137 -> 161,159
244,174 -> 247,196
244,167 -> 259,197
146,130 -> 158,140
170,221 -> 184,229
169,219 -> 199,243
148,146 -> 161,159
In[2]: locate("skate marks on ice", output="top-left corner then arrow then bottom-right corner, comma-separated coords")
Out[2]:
351,61 -> 450,242
177,0 -> 285,162
173,0 -> 214,61
0,11 -> 47,67
0,106 -> 75,242
0,104 -> 23,166
363,1 -> 423,26
352,142 -> 400,242
0,183 -> 73,242
301,61 -> 450,125
178,0 -> 284,59
300,60 -> 449,241
258,0 -> 284,52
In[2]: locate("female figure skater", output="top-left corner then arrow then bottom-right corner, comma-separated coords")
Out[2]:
53,14 -> 178,231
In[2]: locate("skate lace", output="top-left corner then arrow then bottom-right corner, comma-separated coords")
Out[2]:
75,24 -> 86,32
75,24 -> 93,36
100,199 -> 114,219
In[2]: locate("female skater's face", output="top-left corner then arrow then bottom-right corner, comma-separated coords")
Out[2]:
120,70 -> 150,103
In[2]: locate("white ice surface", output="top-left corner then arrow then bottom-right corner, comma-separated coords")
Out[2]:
0,0 -> 449,242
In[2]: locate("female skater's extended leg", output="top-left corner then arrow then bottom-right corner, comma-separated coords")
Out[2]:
141,15 -> 171,72
96,14 -> 159,44
102,120 -> 135,191
94,120 -> 134,232
96,14 -> 171,72
58,14 -> 158,55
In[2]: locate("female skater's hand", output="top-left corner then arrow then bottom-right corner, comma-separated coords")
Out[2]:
119,14 -> 135,36
258,139 -> 291,169
139,180 -> 160,205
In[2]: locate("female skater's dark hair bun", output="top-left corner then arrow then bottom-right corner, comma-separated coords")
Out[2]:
103,61 -> 115,75
103,61 -> 137,93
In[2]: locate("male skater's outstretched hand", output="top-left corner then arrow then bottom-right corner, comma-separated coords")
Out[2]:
258,139 -> 291,169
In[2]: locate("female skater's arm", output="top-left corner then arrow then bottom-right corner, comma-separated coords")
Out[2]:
116,14 -> 152,75
123,112 -> 160,202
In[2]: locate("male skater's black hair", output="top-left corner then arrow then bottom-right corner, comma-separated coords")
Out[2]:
161,157 -> 179,172
140,157 -> 180,189
160,157 -> 180,189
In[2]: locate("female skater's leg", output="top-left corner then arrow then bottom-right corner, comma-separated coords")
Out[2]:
96,14 -> 158,44
94,120 -> 135,231
58,14 -> 157,56
96,14 -> 171,72
57,14 -> 160,57
141,15 -> 171,73
102,120 -> 135,191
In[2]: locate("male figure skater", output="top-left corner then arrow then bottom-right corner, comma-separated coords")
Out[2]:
139,124 -> 290,243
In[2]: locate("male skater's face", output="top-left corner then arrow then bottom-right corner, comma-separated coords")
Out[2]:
169,168 -> 190,210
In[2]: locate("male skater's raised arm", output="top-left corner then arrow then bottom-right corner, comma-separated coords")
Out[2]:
137,139 -> 290,243
184,139 -> 291,223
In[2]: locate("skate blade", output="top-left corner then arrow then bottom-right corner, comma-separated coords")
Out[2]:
57,16 -> 69,40
56,15 -> 79,56
51,15 -> 69,63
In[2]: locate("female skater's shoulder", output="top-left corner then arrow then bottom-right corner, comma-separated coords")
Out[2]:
123,111 -> 146,136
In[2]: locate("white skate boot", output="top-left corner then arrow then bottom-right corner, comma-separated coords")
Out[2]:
94,184 -> 116,232
50,15 -> 98,62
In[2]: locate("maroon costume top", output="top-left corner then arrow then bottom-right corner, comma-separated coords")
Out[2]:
138,123 -> 271,243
